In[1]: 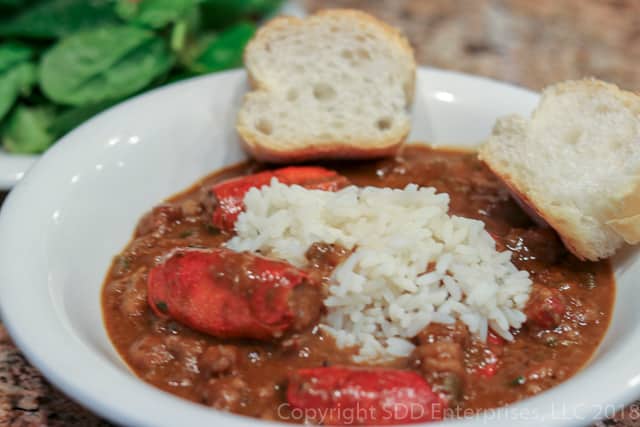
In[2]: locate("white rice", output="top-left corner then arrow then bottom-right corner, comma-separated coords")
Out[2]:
226,179 -> 532,362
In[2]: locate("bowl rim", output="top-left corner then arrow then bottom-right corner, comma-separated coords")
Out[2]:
0,151 -> 38,190
1,67 -> 639,427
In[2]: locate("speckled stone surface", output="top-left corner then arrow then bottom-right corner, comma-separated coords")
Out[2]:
0,326 -> 111,427
2,1 -> 640,425
307,0 -> 640,92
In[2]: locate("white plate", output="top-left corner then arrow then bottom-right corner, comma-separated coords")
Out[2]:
0,151 -> 38,189
0,68 -> 639,427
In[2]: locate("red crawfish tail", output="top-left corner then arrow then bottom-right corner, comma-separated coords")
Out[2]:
287,366 -> 446,425
270,166 -> 350,191
210,166 -> 349,231
147,248 -> 320,340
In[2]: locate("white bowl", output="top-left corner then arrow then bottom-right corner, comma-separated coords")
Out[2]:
0,151 -> 37,189
0,68 -> 639,427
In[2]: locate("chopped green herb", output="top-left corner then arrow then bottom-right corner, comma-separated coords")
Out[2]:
155,300 -> 168,314
117,256 -> 131,271
545,336 -> 557,348
511,376 -> 526,386
179,229 -> 194,238
205,224 -> 220,235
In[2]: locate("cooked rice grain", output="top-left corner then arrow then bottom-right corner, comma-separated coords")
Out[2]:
226,180 -> 532,361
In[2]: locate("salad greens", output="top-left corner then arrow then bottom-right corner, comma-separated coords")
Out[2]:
115,0 -> 198,29
2,104 -> 56,153
0,0 -> 281,154
0,0 -> 120,39
40,26 -> 173,105
188,22 -> 255,73
0,43 -> 36,121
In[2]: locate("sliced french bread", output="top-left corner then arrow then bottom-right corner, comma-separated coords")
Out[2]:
236,9 -> 416,162
479,79 -> 640,261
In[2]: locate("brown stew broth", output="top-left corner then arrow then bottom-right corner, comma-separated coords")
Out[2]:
102,145 -> 614,421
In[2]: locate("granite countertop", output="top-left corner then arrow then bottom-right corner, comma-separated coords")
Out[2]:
307,0 -> 640,92
2,0 -> 640,425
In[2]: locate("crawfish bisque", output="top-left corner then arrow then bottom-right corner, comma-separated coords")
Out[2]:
102,145 -> 614,424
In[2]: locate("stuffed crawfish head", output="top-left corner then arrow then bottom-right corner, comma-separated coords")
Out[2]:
147,248 -> 324,340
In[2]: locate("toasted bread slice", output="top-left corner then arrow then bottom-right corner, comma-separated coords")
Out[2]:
479,79 -> 640,261
236,9 -> 416,162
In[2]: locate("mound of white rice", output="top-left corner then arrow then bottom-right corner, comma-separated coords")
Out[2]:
226,179 -> 532,361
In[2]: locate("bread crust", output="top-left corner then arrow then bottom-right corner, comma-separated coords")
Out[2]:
237,9 -> 416,163
479,78 -> 640,261
606,179 -> 640,244
240,139 -> 404,164
480,157 -> 602,261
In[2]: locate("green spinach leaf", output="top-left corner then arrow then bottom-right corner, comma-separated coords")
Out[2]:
0,0 -> 25,8
0,0 -> 31,12
40,26 -> 174,106
0,43 -> 36,122
49,99 -> 115,137
2,104 -> 57,154
116,0 -> 198,29
0,62 -> 37,120
0,0 -> 120,39
199,0 -> 282,29
188,22 -> 255,73
0,42 -> 32,72
0,0 -> 275,154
